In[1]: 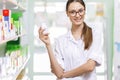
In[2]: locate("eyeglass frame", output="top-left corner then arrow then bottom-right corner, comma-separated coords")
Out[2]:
68,8 -> 85,16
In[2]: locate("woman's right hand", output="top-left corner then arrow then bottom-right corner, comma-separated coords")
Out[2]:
38,27 -> 50,46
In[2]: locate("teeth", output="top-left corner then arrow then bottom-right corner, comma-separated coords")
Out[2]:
75,20 -> 81,21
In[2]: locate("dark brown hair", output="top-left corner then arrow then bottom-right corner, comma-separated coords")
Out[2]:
82,22 -> 93,50
66,0 -> 86,11
66,0 -> 93,50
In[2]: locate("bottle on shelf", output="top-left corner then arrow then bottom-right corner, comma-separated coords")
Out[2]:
0,15 -> 2,41
2,9 -> 11,40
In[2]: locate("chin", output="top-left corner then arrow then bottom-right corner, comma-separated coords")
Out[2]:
74,22 -> 83,26
73,19 -> 84,24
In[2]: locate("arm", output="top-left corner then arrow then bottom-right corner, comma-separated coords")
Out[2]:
38,27 -> 64,79
62,27 -> 103,78
62,59 -> 96,78
46,44 -> 64,79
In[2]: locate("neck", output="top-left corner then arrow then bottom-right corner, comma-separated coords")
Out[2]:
72,23 -> 84,32
71,23 -> 84,40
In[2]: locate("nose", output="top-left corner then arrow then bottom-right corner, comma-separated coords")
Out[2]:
76,12 -> 80,17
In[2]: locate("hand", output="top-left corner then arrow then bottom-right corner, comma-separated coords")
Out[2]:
38,27 -> 50,46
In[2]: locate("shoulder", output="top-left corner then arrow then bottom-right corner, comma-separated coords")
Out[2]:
89,24 -> 103,47
91,25 -> 102,40
86,22 -> 103,37
86,23 -> 103,47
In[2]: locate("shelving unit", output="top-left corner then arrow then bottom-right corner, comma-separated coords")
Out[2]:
0,0 -> 29,80
0,0 -> 26,12
0,33 -> 25,45
13,54 -> 30,80
0,54 -> 30,80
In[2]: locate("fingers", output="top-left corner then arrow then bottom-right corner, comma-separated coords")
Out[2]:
38,27 -> 49,35
38,27 -> 49,41
51,69 -> 54,73
38,27 -> 45,35
44,33 -> 49,36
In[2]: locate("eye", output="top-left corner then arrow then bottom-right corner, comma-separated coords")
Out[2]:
79,9 -> 84,13
69,11 -> 76,14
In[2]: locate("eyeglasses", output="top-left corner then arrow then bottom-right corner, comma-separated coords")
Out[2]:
68,9 -> 85,16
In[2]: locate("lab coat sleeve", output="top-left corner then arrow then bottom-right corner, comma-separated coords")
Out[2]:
88,28 -> 103,66
54,38 -> 65,69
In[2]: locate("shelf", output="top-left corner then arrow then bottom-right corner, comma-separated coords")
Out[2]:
0,33 -> 25,45
0,0 -> 29,80
0,0 -> 26,12
13,54 -> 30,80
0,54 -> 30,80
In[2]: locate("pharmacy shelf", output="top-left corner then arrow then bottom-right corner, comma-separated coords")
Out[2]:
0,33 -> 25,45
13,54 -> 30,80
0,54 -> 30,80
0,0 -> 26,12
0,0 -> 28,80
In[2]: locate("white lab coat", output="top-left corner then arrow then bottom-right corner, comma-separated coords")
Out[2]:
54,27 -> 103,80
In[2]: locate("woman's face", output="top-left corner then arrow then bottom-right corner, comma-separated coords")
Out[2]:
67,2 -> 85,26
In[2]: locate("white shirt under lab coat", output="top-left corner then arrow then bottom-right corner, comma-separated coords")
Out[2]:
54,27 -> 103,80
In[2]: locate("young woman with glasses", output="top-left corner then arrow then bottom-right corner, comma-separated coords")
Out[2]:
38,0 -> 103,80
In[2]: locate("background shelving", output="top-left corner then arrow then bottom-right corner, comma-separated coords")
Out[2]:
0,0 -> 26,12
0,33 -> 25,45
0,54 -> 30,80
0,0 -> 29,80
14,54 -> 30,80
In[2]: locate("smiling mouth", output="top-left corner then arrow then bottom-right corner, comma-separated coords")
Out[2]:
74,19 -> 81,22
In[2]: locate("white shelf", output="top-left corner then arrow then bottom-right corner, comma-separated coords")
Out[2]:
0,54 -> 30,80
0,0 -> 29,80
0,33 -> 25,45
13,54 -> 30,80
0,0 -> 26,12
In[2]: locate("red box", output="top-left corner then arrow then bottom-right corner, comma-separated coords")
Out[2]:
3,9 -> 9,16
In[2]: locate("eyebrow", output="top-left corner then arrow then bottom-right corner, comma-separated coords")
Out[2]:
69,8 -> 84,11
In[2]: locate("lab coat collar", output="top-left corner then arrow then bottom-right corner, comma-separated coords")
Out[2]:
66,30 -> 81,44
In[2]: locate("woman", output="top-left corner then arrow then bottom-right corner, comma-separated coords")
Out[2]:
38,0 -> 103,80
